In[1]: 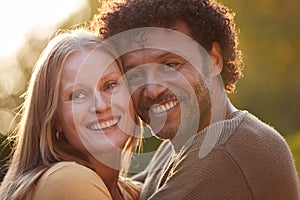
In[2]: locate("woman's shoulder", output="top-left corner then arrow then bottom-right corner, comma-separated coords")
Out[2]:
38,161 -> 103,185
43,161 -> 95,177
32,161 -> 112,200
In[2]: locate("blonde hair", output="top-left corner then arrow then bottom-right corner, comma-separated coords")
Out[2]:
0,29 -> 142,200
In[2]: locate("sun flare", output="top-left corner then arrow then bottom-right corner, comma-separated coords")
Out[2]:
0,0 -> 89,136
0,0 -> 88,57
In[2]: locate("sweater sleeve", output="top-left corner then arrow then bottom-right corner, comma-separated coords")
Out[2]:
31,162 -> 112,200
148,147 -> 253,200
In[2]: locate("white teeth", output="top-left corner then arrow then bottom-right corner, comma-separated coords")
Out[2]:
151,100 -> 179,114
166,104 -> 170,110
169,101 -> 174,108
88,118 -> 119,131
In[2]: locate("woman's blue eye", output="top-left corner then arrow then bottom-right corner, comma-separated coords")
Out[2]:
71,90 -> 86,100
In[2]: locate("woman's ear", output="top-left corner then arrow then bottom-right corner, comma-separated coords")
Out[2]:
210,42 -> 223,76
54,115 -> 63,133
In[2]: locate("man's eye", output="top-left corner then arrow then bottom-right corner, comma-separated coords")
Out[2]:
164,62 -> 180,68
159,61 -> 181,73
161,60 -> 188,72
70,90 -> 87,100
104,81 -> 119,91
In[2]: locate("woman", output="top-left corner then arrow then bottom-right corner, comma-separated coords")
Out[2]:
0,29 -> 142,200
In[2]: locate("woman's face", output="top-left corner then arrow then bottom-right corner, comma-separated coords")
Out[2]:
56,48 -> 136,158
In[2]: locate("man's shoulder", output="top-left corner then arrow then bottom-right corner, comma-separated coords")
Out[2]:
224,111 -> 294,170
183,110 -> 289,162
233,111 -> 286,144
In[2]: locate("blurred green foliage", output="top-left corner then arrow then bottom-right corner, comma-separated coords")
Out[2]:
223,0 -> 300,136
286,132 -> 300,179
0,135 -> 12,181
1,0 -> 299,181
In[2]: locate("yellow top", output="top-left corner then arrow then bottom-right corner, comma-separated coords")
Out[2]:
31,161 -> 142,200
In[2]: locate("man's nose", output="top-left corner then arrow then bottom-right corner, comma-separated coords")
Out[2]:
143,70 -> 167,99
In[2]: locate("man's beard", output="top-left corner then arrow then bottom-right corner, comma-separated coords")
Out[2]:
155,80 -> 211,144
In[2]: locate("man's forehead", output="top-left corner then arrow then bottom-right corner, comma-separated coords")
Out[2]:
109,27 -> 195,53
104,27 -> 211,74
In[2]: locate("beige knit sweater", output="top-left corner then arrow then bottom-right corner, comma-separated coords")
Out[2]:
133,111 -> 300,200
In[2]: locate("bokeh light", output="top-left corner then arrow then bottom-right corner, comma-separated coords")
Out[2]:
0,0 -> 88,57
0,0 -> 90,137
0,108 -> 16,136
0,65 -> 26,99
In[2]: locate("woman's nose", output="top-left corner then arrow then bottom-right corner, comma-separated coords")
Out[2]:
89,92 -> 110,113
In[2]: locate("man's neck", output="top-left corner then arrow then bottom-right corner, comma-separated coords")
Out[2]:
226,98 -> 238,118
171,99 -> 238,153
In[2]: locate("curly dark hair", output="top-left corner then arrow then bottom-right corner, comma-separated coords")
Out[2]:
93,0 -> 244,92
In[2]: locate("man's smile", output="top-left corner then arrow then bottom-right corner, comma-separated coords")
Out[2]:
150,99 -> 179,114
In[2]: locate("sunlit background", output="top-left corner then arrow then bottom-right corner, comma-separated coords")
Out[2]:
0,0 -> 299,180
0,0 -> 93,135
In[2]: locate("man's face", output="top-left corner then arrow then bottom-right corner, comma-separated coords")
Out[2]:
121,20 -> 213,140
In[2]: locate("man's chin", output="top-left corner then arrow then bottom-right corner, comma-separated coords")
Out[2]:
153,127 -> 178,140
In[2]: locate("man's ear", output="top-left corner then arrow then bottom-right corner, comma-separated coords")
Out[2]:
210,42 -> 223,76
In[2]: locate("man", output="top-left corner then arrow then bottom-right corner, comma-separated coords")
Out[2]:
94,0 -> 300,199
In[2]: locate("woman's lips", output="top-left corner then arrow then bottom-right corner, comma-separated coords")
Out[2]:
86,116 -> 120,131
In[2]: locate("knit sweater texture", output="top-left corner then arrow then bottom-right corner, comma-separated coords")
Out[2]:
133,111 -> 300,200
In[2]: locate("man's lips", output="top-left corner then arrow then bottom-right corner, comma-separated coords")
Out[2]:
86,116 -> 120,131
150,99 -> 179,114
138,92 -> 187,122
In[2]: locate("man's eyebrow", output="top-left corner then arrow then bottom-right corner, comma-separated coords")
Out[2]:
156,51 -> 175,59
156,51 -> 185,61
122,50 -> 183,71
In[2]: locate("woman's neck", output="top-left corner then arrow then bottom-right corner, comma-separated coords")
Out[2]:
87,152 -> 123,200
94,166 -> 122,199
